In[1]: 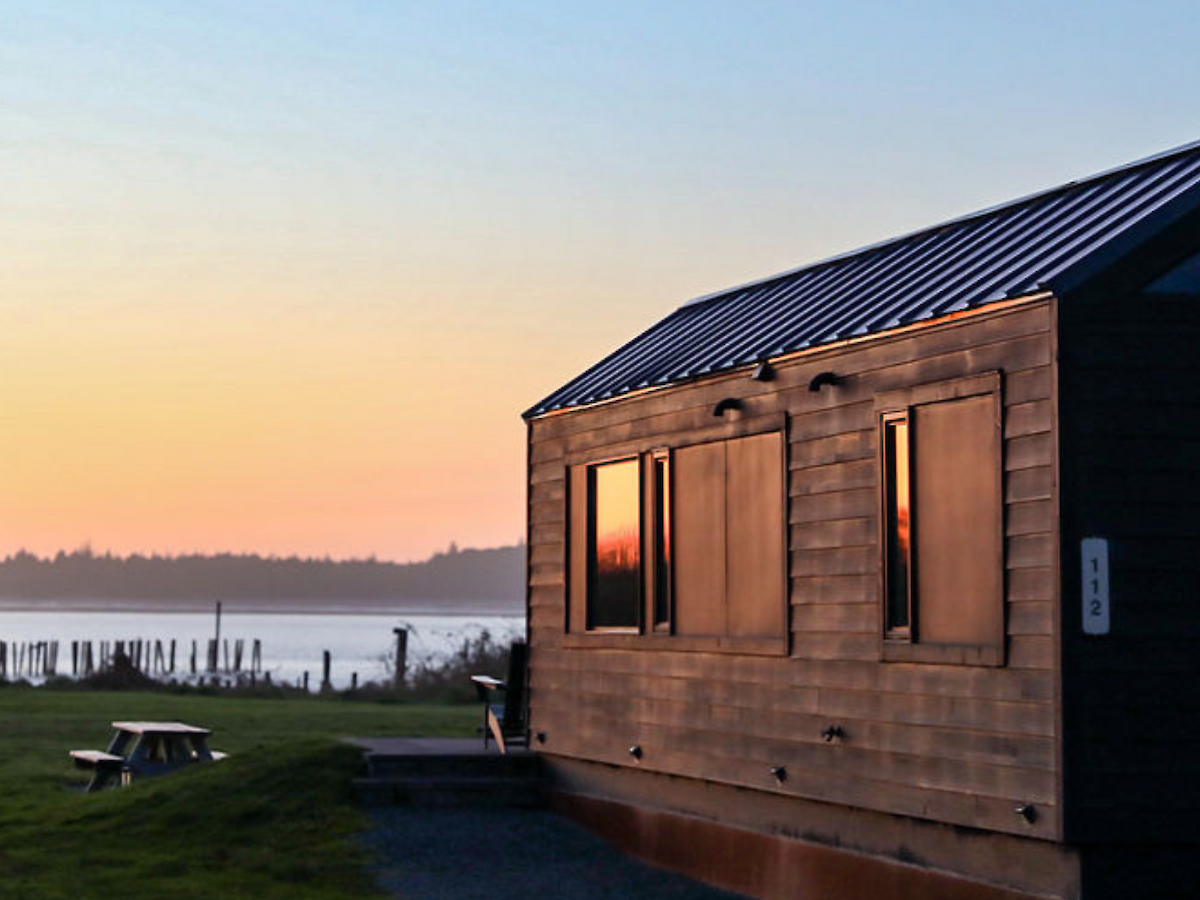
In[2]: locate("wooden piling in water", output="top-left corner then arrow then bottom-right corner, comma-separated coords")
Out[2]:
393,627 -> 408,687
322,650 -> 331,690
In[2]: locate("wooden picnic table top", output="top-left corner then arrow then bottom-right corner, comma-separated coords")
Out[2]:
110,721 -> 211,736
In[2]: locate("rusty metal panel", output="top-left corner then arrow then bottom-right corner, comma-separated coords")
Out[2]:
528,141 -> 1200,417
672,442 -> 725,637
913,394 -> 1003,648
726,432 -> 785,638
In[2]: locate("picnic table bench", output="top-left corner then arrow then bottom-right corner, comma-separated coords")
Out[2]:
70,721 -> 227,792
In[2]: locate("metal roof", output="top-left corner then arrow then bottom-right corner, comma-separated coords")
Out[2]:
527,141 -> 1200,418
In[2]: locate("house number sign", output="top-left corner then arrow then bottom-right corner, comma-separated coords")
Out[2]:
1081,537 -> 1110,635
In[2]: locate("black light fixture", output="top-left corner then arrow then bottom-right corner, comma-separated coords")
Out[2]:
712,397 -> 743,417
752,361 -> 776,382
628,744 -> 643,760
808,371 -> 841,392
1015,804 -> 1038,824
535,732 -> 547,745
769,765 -> 788,784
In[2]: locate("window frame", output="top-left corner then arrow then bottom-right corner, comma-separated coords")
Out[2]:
564,413 -> 788,656
583,454 -> 643,634
648,449 -> 673,634
874,372 -> 1006,667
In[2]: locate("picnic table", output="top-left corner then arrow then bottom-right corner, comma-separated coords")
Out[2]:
70,721 -> 228,792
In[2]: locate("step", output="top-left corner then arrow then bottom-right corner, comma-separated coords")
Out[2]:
365,751 -> 542,780
353,775 -> 548,808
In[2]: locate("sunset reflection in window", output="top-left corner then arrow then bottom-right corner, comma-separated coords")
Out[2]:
653,453 -> 671,630
588,459 -> 641,629
884,415 -> 911,633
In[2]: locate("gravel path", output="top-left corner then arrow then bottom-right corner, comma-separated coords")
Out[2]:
361,806 -> 750,900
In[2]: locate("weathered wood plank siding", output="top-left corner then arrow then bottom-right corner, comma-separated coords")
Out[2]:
527,299 -> 1060,840
1059,285 -> 1200,844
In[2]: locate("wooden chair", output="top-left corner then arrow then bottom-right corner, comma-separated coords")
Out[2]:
470,641 -> 528,754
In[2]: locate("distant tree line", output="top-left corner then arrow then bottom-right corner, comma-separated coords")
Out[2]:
0,543 -> 525,607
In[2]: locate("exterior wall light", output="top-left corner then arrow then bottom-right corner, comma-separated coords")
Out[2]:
808,371 -> 841,392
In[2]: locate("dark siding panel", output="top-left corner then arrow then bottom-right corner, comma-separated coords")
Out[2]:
1060,286 -> 1200,845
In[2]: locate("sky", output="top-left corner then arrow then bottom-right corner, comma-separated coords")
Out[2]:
0,1 -> 1197,562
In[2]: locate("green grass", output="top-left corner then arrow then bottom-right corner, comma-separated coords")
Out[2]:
0,685 -> 476,899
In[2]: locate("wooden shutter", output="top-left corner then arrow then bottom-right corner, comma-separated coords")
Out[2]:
912,393 -> 1003,654
726,432 -> 785,638
672,442 -> 726,637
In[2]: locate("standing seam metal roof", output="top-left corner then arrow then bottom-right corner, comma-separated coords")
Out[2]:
526,141 -> 1200,418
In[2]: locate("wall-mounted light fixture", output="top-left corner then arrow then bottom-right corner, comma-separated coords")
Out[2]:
808,371 -> 841,392
712,397 -> 743,417
769,765 -> 788,784
752,361 -> 776,382
628,744 -> 643,760
1015,804 -> 1038,824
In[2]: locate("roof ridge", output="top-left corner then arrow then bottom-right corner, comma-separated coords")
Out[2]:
681,138 -> 1200,309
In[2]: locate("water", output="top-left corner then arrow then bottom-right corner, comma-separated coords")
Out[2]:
0,609 -> 524,690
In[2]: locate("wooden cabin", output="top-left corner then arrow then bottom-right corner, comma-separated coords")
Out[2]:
522,141 -> 1200,900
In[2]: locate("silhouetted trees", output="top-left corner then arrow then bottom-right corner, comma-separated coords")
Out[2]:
0,544 -> 524,610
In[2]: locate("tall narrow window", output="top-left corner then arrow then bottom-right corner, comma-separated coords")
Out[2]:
587,459 -> 641,630
652,453 -> 672,631
883,414 -> 911,636
876,372 -> 1004,666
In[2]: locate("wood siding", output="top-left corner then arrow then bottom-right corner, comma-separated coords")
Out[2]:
527,299 -> 1061,840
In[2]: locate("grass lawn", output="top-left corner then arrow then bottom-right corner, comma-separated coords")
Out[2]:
0,685 -> 476,900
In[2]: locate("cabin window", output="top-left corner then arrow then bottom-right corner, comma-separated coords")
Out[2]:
586,458 -> 641,630
882,413 -> 911,637
877,373 -> 1005,666
567,428 -> 786,653
650,451 -> 672,631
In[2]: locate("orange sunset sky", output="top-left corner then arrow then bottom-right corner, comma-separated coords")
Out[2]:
2,3 -> 1195,562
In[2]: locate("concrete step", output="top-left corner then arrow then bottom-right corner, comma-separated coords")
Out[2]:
365,750 -> 541,780
353,774 -> 548,808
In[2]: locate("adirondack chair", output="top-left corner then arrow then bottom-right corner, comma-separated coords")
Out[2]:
470,641 -> 528,754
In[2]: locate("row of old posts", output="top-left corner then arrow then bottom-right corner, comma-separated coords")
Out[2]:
0,640 -> 60,678
0,637 -> 263,680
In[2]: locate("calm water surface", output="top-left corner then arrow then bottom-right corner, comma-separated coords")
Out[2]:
0,609 -> 524,689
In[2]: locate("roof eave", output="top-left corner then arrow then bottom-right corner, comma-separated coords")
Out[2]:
524,291 -> 1053,421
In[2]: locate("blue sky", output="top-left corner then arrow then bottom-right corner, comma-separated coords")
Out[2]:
0,1 -> 1197,558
